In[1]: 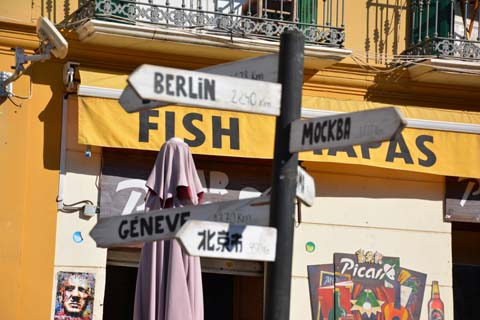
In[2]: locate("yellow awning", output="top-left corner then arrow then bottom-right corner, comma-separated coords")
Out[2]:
77,68 -> 480,178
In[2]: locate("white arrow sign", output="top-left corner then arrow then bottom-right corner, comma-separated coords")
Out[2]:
119,54 -> 279,113
120,85 -> 164,112
127,65 -> 282,116
176,220 -> 277,261
89,196 -> 270,248
296,166 -> 315,207
290,107 -> 406,153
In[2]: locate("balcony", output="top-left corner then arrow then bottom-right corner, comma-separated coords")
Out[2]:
63,0 -> 351,69
71,0 -> 345,45
401,0 -> 480,87
404,0 -> 480,59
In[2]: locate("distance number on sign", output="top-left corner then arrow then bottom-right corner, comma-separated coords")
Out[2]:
231,89 -> 273,110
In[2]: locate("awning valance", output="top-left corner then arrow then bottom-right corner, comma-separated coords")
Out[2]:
77,68 -> 480,178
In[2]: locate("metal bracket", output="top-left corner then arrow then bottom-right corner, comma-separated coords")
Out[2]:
0,45 -> 52,96
0,72 -> 13,97
63,61 -> 80,93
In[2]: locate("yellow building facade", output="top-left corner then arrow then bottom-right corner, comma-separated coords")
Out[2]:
2,0 -> 480,319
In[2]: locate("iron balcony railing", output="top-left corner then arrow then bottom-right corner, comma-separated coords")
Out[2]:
69,0 -> 345,46
404,0 -> 480,59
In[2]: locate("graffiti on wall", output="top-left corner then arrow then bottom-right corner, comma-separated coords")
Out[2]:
445,176 -> 480,223
308,250 -> 445,320
54,271 -> 95,320
100,149 -> 271,218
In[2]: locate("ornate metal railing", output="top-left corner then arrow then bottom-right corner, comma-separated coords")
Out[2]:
68,0 -> 345,46
403,0 -> 480,59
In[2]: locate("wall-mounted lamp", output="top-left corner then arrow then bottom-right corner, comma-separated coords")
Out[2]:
0,17 -> 68,98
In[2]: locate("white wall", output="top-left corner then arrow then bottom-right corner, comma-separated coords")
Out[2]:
290,163 -> 452,320
51,97 -> 107,319
454,2 -> 479,40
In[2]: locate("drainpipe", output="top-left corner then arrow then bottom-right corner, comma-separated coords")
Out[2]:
56,62 -> 96,215
56,93 -> 69,210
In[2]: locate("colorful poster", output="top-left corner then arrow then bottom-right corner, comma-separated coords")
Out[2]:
307,264 -> 353,320
54,271 -> 95,320
308,250 -> 427,320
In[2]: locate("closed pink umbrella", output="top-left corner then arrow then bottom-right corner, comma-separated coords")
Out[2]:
134,137 -> 204,320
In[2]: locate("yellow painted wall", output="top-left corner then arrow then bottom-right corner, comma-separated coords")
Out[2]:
345,0 -> 408,65
311,0 -> 408,66
0,36 -> 64,319
0,0 -> 74,316
0,49 -> 28,320
0,1 -> 35,25
0,0 -> 80,25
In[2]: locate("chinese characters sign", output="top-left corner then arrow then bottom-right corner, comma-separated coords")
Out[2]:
197,229 -> 243,253
176,220 -> 277,261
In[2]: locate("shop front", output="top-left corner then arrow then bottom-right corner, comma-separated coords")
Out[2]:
51,65 -> 480,320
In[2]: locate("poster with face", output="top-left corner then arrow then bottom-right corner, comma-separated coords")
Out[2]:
54,271 -> 95,320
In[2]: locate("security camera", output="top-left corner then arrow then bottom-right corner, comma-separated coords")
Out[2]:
0,17 -> 69,95
36,17 -> 68,59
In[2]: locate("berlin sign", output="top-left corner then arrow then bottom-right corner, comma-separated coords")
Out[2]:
127,65 -> 282,116
289,107 -> 406,153
120,85 -> 163,112
89,196 -> 270,248
296,166 -> 315,207
119,54 -> 279,113
176,220 -> 277,261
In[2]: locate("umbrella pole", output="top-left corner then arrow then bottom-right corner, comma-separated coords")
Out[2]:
264,30 -> 304,320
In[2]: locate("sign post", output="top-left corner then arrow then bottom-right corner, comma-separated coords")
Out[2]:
264,30 -> 305,320
289,107 -> 406,152
126,65 -> 282,115
176,220 -> 277,261
89,196 -> 270,248
296,166 -> 315,207
119,53 -> 279,113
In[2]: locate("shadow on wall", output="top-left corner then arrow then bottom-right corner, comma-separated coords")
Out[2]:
35,61 -> 64,171
0,61 -> 62,170
41,0 -> 87,23
364,0 -> 407,65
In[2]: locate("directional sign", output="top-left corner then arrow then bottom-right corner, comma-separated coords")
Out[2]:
89,196 -> 270,248
203,53 -> 278,82
176,220 -> 277,261
296,166 -> 315,207
120,85 -> 164,112
119,54 -> 279,113
127,65 -> 282,116
289,107 -> 406,153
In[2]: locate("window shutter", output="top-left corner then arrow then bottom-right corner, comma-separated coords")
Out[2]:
411,0 -> 451,44
298,0 -> 317,25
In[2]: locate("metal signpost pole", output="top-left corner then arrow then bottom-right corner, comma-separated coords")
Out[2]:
265,30 -> 304,320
